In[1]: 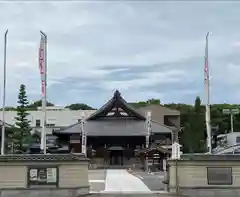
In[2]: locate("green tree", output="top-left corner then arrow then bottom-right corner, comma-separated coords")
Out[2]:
28,100 -> 54,109
31,130 -> 41,144
180,96 -> 206,153
12,84 -> 32,152
130,99 -> 161,108
146,99 -> 160,105
65,103 -> 95,110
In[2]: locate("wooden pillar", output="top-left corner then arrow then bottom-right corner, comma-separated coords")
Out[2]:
121,151 -> 124,165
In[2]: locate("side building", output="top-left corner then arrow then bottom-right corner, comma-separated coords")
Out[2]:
53,90 -> 180,168
0,120 -> 15,152
0,106 -> 96,135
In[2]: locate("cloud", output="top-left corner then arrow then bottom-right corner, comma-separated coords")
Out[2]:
0,1 -> 240,107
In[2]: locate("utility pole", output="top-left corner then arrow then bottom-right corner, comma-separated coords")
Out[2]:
222,108 -> 240,133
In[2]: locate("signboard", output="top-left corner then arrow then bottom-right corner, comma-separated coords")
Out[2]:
70,139 -> 81,143
171,142 -> 181,160
70,134 -> 81,144
28,166 -> 58,187
207,167 -> 232,185
147,160 -> 153,165
145,111 -> 151,148
222,109 -> 231,114
81,120 -> 87,155
29,169 -> 38,181
82,145 -> 86,155
47,168 -> 57,183
232,109 -> 240,114
223,108 -> 240,115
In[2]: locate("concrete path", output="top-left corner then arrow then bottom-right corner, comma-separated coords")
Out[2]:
89,170 -> 106,193
104,169 -> 151,192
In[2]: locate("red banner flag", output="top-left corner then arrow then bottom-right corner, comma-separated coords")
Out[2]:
39,34 -> 45,97
204,32 -> 209,85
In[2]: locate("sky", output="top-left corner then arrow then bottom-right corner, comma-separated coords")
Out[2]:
0,1 -> 240,108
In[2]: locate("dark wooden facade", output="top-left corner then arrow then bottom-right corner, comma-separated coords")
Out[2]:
53,90 -> 177,168
136,144 -> 171,171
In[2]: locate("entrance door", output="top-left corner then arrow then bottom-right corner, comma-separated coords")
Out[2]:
108,146 -> 124,166
110,150 -> 123,165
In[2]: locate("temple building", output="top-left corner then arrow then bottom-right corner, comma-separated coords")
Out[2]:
53,90 -> 180,168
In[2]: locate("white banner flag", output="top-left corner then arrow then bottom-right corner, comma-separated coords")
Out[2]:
204,32 -> 212,154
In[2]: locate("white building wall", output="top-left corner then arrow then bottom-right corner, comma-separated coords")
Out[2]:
227,132 -> 240,146
0,107 -> 96,135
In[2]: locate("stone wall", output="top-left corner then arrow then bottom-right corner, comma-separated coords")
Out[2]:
0,154 -> 89,197
59,164 -> 88,187
0,187 -> 89,197
179,188 -> 240,197
0,165 -> 26,188
0,162 -> 89,189
168,154 -> 240,197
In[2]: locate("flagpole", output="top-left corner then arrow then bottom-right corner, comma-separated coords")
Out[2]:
1,30 -> 8,155
205,32 -> 212,154
40,31 -> 47,154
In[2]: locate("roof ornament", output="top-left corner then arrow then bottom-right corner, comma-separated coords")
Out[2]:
114,90 -> 121,98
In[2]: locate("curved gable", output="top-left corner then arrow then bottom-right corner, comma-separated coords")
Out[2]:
87,90 -> 145,121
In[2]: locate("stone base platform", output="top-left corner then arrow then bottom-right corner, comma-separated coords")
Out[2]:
0,187 -> 89,197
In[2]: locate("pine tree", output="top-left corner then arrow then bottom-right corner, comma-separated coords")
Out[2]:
180,96 -> 205,153
12,84 -> 31,152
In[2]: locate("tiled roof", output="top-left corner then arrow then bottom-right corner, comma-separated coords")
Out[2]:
179,153 -> 240,161
53,119 -> 172,136
0,153 -> 88,162
135,145 -> 171,156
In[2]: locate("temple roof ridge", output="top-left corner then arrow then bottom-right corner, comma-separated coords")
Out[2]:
113,89 -> 121,98
86,90 -> 145,121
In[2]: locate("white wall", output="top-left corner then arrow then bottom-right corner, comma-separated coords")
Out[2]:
0,108 -> 96,134
227,132 -> 240,146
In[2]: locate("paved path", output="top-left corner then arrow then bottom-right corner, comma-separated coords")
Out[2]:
89,170 -> 106,192
104,169 -> 151,192
132,171 -> 165,191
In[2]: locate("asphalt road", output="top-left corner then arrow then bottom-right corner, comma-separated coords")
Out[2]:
131,171 -> 165,191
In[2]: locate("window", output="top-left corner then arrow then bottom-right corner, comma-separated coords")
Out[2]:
36,119 -> 41,127
236,136 -> 240,144
47,118 -> 56,121
46,124 -> 55,127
